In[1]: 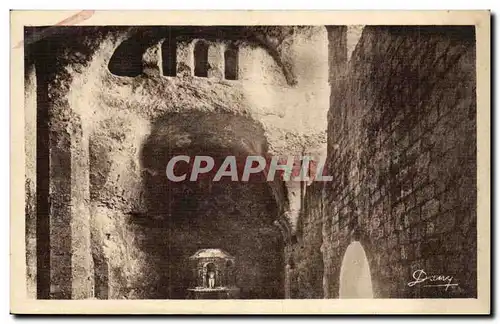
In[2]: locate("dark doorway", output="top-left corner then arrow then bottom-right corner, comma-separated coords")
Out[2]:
162,34 -> 177,77
224,45 -> 238,80
194,41 -> 209,77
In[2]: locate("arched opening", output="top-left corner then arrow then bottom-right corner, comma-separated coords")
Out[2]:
137,111 -> 285,299
108,37 -> 146,77
224,45 -> 238,80
194,41 -> 209,77
161,35 -> 177,76
339,241 -> 373,298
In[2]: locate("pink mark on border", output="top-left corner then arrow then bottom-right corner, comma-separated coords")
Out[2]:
14,10 -> 95,49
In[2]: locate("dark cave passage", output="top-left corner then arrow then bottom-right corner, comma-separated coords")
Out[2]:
135,111 -> 285,299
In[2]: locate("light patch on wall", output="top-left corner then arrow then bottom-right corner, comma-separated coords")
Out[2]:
173,134 -> 192,147
347,25 -> 364,62
339,241 -> 374,298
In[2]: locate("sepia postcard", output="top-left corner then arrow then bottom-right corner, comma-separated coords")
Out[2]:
10,10 -> 490,314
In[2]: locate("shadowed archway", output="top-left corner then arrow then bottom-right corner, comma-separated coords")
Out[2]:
135,111 -> 286,299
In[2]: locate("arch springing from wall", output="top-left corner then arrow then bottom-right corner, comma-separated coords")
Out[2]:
194,41 -> 209,77
339,241 -> 373,298
224,45 -> 238,80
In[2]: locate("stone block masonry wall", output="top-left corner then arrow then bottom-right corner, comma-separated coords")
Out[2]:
287,181 -> 324,298
322,26 -> 476,298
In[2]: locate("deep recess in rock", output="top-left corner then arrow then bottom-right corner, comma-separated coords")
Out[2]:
137,112 -> 284,298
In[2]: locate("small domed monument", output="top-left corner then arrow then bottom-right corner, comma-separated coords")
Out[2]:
187,249 -> 240,299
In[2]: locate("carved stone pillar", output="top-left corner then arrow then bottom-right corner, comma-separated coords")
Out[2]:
48,92 -> 94,299
207,42 -> 224,79
177,41 -> 194,77
33,49 -> 95,298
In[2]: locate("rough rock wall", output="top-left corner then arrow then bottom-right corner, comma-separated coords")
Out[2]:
86,27 -> 327,299
321,26 -> 476,298
25,27 -> 114,299
24,58 -> 37,299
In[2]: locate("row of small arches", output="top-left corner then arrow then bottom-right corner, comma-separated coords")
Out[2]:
109,37 -> 239,80
189,41 -> 238,80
